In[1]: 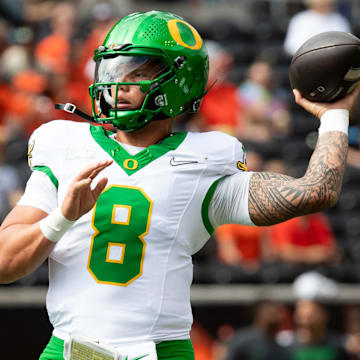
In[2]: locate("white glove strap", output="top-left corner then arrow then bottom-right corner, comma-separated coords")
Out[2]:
319,109 -> 349,136
39,208 -> 75,243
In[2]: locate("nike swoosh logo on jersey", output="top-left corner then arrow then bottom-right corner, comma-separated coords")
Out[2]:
124,354 -> 149,360
170,157 -> 199,166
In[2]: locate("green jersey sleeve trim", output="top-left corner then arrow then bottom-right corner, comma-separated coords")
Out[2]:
201,177 -> 224,236
33,166 -> 59,189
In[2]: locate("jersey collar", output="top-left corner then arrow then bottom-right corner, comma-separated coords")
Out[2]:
89,124 -> 187,176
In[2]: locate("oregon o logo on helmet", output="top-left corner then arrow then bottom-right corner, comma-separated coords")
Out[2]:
167,19 -> 203,50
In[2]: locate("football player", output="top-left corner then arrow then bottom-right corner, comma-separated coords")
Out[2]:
0,10 -> 358,360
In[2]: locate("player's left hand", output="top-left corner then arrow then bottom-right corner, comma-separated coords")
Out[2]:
61,160 -> 113,221
293,83 -> 360,119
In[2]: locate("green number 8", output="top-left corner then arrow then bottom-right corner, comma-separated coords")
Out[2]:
87,185 -> 153,286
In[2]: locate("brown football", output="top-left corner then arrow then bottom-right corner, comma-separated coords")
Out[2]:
289,31 -> 360,102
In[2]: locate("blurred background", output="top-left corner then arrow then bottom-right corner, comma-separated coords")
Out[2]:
1,0 -> 360,358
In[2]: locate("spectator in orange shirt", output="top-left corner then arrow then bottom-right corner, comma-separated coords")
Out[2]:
260,157 -> 340,267
5,69 -> 51,136
190,40 -> 245,136
34,2 -> 90,119
216,224 -> 264,272
34,2 -> 76,74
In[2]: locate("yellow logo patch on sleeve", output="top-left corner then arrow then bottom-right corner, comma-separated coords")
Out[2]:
237,161 -> 247,171
27,140 -> 35,167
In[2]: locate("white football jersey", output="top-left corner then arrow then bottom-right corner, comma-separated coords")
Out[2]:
21,120 -> 250,346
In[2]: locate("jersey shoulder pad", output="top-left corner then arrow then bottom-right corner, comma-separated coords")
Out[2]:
184,131 -> 247,173
28,120 -> 89,169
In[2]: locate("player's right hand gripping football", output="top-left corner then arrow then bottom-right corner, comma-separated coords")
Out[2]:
293,83 -> 360,119
61,160 -> 113,221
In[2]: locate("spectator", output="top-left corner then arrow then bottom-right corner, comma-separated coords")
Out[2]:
347,125 -> 360,168
69,2 -> 120,113
237,60 -> 291,143
0,45 -> 30,80
258,158 -> 342,281
343,306 -> 360,359
262,157 -> 339,268
225,301 -> 290,360
0,133 -> 22,221
262,157 -> 289,175
77,1 -> 119,85
191,40 -> 245,136
284,0 -> 351,56
262,213 -> 340,266
5,68 -> 52,136
289,272 -> 350,359
215,223 -> 264,272
33,1 -> 94,121
0,0 -> 55,26
291,298 -> 349,359
34,2 -> 76,74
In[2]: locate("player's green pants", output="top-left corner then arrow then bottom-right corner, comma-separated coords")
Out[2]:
39,335 -> 194,360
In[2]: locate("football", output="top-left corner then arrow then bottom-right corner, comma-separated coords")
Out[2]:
289,31 -> 360,102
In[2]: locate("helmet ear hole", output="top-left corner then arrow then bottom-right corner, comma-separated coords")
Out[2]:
174,56 -> 186,69
190,99 -> 202,113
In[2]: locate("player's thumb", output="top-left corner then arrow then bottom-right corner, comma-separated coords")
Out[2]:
92,178 -> 108,199
293,89 -> 310,107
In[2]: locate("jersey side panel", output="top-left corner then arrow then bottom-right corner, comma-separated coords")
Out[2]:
150,131 -> 246,340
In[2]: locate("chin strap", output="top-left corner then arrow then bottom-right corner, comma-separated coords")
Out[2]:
185,80 -> 218,113
203,79 -> 217,98
55,103 -> 95,123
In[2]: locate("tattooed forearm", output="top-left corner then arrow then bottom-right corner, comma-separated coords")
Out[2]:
249,131 -> 348,226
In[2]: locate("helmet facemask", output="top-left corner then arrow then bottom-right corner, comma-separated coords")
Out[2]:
90,54 -> 173,131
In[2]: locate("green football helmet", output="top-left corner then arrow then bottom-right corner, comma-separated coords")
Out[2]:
89,10 -> 209,131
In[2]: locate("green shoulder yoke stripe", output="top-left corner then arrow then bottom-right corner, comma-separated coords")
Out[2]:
201,177 -> 224,236
33,166 -> 59,189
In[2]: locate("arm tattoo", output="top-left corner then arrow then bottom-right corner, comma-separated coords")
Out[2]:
249,132 -> 348,226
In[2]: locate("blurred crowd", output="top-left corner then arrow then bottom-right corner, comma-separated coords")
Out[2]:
193,272 -> 360,360
0,0 -> 123,219
191,0 -> 360,287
